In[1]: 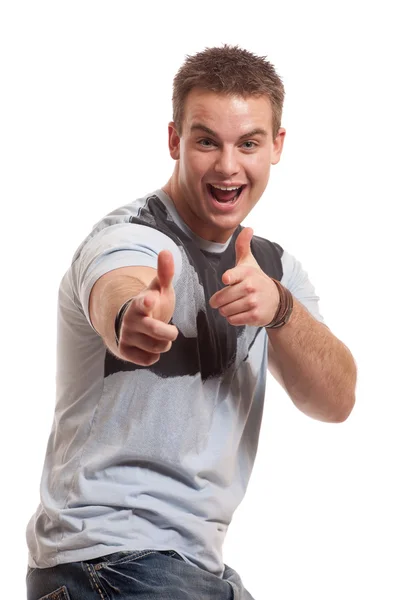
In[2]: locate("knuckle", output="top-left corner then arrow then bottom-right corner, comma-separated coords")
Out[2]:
244,282 -> 255,294
154,339 -> 171,353
120,320 -> 134,338
135,351 -> 159,366
248,297 -> 258,309
144,353 -> 160,366
144,322 -> 157,337
118,340 -> 131,356
251,308 -> 259,321
149,321 -> 163,337
119,346 -> 136,362
149,338 -> 161,352
118,343 -> 159,366
161,341 -> 172,353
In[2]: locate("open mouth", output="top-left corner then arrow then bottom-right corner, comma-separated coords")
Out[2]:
207,184 -> 245,204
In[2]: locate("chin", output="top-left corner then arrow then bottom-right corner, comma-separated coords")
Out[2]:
210,218 -> 242,239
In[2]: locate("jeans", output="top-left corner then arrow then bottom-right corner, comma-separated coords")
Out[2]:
26,549 -> 255,599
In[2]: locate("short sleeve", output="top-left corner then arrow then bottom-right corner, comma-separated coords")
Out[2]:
280,250 -> 324,323
70,223 -> 182,326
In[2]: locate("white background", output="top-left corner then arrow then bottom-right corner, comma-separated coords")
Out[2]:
1,1 -> 399,598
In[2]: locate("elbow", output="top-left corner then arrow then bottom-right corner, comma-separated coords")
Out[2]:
294,390 -> 356,423
330,392 -> 356,423
331,358 -> 357,423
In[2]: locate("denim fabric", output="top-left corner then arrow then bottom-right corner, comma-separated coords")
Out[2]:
26,549 -> 255,599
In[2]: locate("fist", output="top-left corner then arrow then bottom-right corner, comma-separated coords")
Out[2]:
209,227 -> 279,327
118,250 -> 178,366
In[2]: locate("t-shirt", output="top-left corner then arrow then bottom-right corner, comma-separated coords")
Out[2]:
26,189 -> 324,577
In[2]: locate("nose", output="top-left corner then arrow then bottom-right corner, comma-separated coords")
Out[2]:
214,147 -> 240,178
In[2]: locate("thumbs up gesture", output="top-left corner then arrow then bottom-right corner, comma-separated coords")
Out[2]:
209,227 -> 280,327
118,250 -> 178,366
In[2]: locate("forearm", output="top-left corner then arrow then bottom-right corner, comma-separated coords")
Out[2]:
268,299 -> 357,422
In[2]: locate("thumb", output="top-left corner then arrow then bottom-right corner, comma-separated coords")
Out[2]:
156,249 -> 175,291
235,227 -> 254,265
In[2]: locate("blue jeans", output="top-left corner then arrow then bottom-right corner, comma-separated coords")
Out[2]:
26,549 -> 255,599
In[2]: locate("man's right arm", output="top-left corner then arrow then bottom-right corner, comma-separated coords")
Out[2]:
89,265 -> 156,357
88,250 -> 178,366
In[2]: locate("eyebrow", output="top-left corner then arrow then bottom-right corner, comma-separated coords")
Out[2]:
190,123 -> 268,140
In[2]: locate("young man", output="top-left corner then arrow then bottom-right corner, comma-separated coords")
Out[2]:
26,45 -> 357,600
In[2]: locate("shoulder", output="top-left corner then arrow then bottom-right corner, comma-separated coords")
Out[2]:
246,229 -> 324,322
249,233 -> 284,281
71,193 -> 180,263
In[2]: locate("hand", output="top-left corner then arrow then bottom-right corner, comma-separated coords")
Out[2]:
118,250 -> 178,366
209,227 -> 279,327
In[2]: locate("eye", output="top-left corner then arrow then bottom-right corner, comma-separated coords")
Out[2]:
241,141 -> 257,150
198,138 -> 217,148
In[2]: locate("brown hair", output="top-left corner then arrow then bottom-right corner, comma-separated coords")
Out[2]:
172,44 -> 285,139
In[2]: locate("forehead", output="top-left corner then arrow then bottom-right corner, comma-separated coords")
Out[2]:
182,89 -> 273,136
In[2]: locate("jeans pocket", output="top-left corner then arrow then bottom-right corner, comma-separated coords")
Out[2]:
37,586 -> 71,600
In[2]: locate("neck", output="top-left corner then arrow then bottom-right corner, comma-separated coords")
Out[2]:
161,173 -> 197,235
162,172 -> 233,244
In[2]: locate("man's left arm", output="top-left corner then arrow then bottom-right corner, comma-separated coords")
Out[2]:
267,299 -> 356,423
209,227 -> 357,423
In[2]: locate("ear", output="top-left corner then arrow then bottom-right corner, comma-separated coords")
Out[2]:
271,127 -> 286,165
168,122 -> 180,160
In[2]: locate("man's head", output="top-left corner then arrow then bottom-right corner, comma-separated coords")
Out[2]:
164,45 -> 286,243
173,44 -> 285,140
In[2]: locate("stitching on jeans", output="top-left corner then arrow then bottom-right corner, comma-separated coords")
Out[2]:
95,550 -> 156,570
36,587 -> 70,600
85,563 -> 107,600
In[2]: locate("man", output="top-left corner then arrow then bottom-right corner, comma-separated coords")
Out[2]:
26,45 -> 357,600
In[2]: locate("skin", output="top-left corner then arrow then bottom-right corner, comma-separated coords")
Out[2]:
103,89 -> 285,365
91,87 -> 356,421
163,88 -> 286,244
161,89 -> 286,328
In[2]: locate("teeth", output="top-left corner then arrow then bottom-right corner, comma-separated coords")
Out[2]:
211,185 -> 241,191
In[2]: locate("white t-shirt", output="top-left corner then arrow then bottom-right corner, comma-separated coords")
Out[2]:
26,190 -> 324,577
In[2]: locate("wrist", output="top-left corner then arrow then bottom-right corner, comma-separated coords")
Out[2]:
265,279 -> 293,329
114,297 -> 135,347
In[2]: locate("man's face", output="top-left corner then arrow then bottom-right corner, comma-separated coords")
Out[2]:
167,89 -> 285,243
